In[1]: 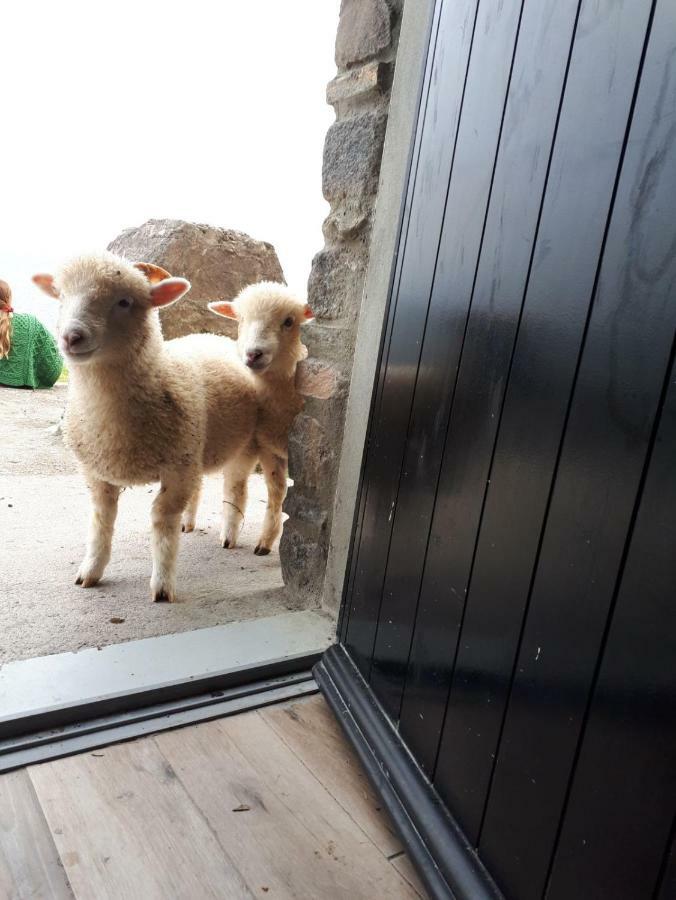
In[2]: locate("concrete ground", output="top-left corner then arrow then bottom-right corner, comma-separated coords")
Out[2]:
0,384 -> 309,665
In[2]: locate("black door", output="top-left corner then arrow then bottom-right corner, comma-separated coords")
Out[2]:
315,1 -> 676,898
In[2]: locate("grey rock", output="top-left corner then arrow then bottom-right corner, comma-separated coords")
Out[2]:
326,61 -> 391,107
307,244 -> 369,320
288,414 -> 334,493
108,219 -> 284,340
335,0 -> 392,68
322,111 -> 388,205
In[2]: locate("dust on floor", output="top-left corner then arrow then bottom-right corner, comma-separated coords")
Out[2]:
0,384 -> 307,665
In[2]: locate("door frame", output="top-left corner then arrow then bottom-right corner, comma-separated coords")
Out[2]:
322,0 -> 438,620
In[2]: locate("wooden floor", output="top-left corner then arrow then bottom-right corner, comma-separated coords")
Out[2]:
0,695 -> 427,899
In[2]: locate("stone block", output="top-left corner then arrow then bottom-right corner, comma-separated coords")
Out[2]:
335,0 -> 392,68
327,61 -> 391,106
307,244 -> 369,319
322,111 -> 388,204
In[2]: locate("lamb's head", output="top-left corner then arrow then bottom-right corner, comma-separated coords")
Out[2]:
33,253 -> 190,366
208,282 -> 313,377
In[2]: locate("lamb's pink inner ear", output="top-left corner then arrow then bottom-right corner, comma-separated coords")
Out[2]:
303,304 -> 315,322
134,262 -> 172,284
32,274 -> 60,299
149,277 -> 190,308
208,301 -> 238,319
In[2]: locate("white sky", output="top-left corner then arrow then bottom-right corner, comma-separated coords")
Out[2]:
2,0 -> 340,332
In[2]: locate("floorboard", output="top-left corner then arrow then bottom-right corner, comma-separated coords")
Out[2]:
156,708 -> 417,898
0,695 -> 426,899
261,694 -> 402,857
391,853 -> 428,899
0,769 -> 73,899
29,739 -> 253,899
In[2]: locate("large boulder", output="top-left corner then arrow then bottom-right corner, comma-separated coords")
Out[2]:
108,219 -> 285,340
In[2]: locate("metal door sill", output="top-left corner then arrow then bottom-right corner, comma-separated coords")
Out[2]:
0,609 -> 333,768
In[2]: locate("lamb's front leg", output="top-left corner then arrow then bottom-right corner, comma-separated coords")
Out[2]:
255,448 -> 288,556
76,479 -> 120,587
221,453 -> 255,548
151,471 -> 197,602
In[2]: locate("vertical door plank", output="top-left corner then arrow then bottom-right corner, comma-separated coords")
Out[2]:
260,695 -> 402,858
29,742 -> 252,899
0,769 -> 73,900
344,0 -> 479,675
545,350 -> 676,900
369,0 -> 525,721
432,0 -> 653,843
480,5 -> 676,896
655,825 -> 676,900
398,0 -> 579,774
156,712 -> 418,898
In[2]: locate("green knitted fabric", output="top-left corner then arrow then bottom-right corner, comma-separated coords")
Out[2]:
0,313 -> 63,389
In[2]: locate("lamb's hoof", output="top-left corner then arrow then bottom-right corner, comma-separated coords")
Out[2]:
81,577 -> 100,588
254,545 -> 271,556
222,538 -> 230,548
76,568 -> 101,587
153,589 -> 174,603
182,522 -> 195,534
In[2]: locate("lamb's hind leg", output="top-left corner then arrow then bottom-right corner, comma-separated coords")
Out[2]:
221,452 -> 255,548
181,480 -> 202,533
76,479 -> 120,587
255,448 -> 288,556
151,471 -> 198,603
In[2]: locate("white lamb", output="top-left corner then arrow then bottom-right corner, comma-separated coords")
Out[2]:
189,282 -> 315,555
33,253 -> 257,602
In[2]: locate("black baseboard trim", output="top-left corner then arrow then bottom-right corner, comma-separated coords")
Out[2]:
314,644 -> 503,900
0,670 -> 317,772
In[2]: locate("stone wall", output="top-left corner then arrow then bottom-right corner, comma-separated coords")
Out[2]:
280,0 -> 404,604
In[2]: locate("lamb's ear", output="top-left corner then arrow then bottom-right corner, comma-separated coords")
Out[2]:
134,262 -> 172,284
208,300 -> 238,319
302,304 -> 315,323
149,277 -> 190,307
32,274 -> 60,299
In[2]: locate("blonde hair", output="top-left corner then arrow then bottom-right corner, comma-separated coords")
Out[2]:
0,280 -> 12,360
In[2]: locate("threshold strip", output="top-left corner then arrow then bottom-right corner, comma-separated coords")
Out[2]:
0,671 -> 317,772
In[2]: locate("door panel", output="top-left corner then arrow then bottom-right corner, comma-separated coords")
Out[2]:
479,2 -> 676,893
336,0 -> 676,897
344,0 -> 480,675
546,347 -> 676,899
433,0 -> 653,842
369,0 -> 525,721
399,0 -> 579,777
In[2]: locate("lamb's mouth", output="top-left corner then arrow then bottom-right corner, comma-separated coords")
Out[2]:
246,358 -> 270,372
61,346 -> 99,363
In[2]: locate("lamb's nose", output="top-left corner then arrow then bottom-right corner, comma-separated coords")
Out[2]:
246,349 -> 263,365
63,327 -> 85,351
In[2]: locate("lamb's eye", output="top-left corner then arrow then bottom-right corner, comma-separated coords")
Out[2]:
282,316 -> 294,328
118,298 -> 131,309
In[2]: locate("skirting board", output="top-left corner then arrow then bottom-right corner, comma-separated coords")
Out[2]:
313,644 -> 504,900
